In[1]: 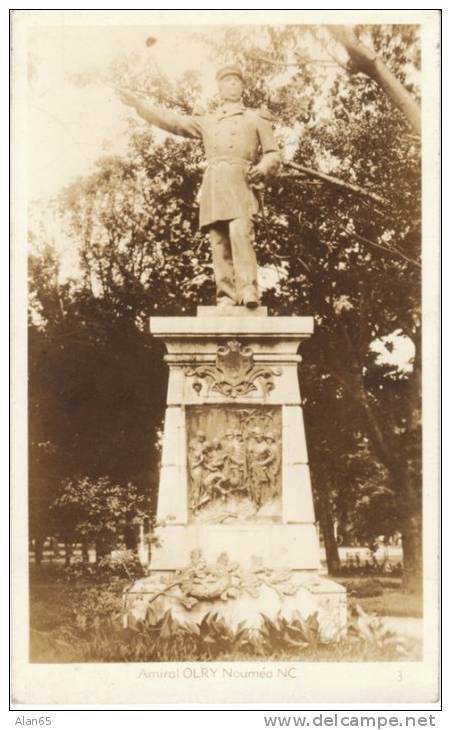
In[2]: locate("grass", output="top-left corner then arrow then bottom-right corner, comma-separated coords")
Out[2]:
333,576 -> 423,618
28,567 -> 423,663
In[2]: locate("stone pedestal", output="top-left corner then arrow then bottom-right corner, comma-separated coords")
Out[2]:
125,307 -> 346,640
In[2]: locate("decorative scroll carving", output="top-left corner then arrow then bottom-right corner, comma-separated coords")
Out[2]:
187,406 -> 282,523
186,340 -> 281,398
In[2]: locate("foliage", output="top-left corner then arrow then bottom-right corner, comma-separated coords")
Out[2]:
55,549 -> 146,582
333,543 -> 404,578
50,477 -> 149,556
71,585 -> 124,630
29,597 -> 420,663
259,611 -> 322,651
345,603 -> 413,659
99,548 -> 147,579
56,562 -> 102,583
28,243 -> 164,553
175,612 -> 255,659
338,557 -> 403,578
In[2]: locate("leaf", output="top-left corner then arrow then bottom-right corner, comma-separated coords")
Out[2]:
202,635 -> 216,644
282,631 -> 309,648
159,610 -> 174,640
180,596 -> 198,610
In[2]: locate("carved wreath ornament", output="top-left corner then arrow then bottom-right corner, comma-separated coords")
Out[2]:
128,551 -> 299,612
186,340 -> 281,398
175,551 -> 298,609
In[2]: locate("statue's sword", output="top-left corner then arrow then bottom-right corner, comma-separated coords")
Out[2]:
251,179 -> 311,275
251,180 -> 271,247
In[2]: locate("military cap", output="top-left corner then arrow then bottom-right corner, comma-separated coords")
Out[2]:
216,65 -> 244,82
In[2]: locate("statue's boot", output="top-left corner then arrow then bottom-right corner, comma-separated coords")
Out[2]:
217,296 -> 236,308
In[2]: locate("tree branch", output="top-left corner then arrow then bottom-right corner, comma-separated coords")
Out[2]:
249,51 -> 340,68
285,160 -> 390,207
328,26 -> 421,135
337,220 -> 421,269
322,208 -> 420,269
120,83 -> 192,114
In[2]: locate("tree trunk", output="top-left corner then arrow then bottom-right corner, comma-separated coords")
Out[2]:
394,465 -> 422,592
329,335 -> 423,589
318,494 -> 341,574
331,374 -> 422,588
34,537 -> 44,566
95,539 -> 110,561
81,538 -> 89,563
329,26 -> 421,135
64,541 -> 73,567
401,512 -> 422,593
124,525 -> 137,551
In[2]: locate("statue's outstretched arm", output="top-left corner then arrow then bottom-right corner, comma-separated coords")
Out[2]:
119,90 -> 202,139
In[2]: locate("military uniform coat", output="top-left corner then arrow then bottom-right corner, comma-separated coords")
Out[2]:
134,100 -> 280,228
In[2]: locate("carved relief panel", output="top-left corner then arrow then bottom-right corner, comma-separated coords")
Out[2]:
187,405 -> 282,524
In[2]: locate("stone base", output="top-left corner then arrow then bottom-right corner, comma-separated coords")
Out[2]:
197,305 -> 268,317
151,523 -> 320,570
144,312 -> 348,645
124,571 -> 347,642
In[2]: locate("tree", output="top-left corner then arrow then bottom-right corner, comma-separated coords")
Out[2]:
28,234 -> 164,554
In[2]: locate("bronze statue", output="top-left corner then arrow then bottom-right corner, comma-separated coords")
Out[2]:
119,65 -> 280,308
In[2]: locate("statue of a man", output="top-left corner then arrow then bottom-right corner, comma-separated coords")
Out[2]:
119,65 -> 280,308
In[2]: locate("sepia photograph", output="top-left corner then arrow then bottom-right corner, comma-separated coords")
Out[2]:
11,9 -> 440,705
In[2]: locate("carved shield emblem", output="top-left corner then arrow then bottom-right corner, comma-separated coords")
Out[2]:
186,340 -> 281,398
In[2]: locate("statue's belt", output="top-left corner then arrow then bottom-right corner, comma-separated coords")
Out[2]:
206,156 -> 253,169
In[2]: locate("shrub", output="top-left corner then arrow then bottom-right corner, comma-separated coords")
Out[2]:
55,549 -> 146,584
57,562 -> 102,584
99,549 -> 146,580
338,555 -> 403,578
50,477 -> 149,559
